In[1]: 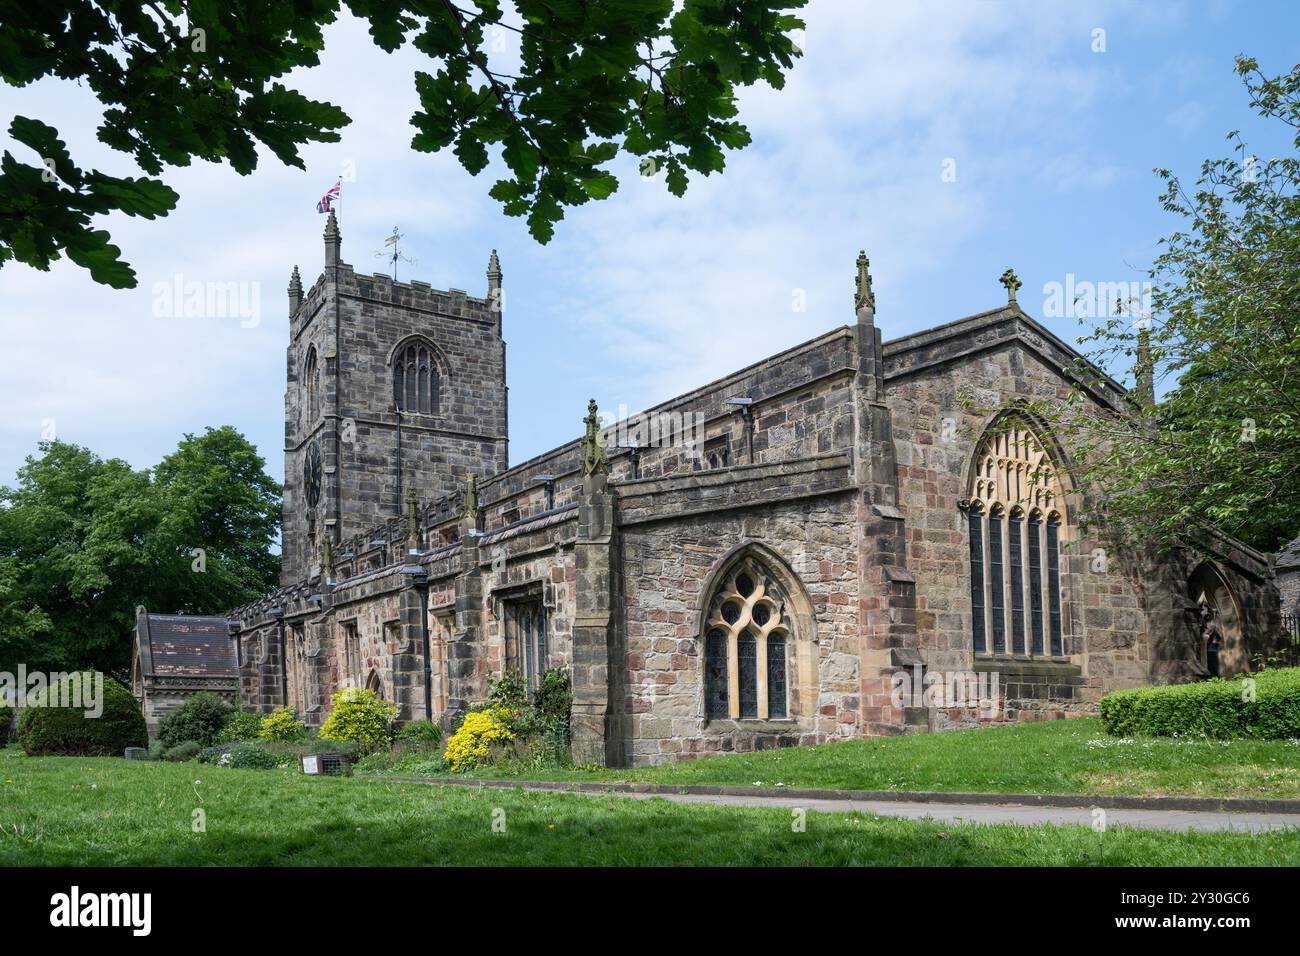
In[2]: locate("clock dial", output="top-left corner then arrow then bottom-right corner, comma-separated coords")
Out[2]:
303,441 -> 322,508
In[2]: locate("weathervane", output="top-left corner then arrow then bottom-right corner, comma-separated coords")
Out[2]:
375,226 -> 416,281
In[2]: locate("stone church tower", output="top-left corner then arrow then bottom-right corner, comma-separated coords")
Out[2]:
280,212 -> 508,584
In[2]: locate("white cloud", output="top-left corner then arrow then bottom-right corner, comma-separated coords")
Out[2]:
0,0 -> 1237,486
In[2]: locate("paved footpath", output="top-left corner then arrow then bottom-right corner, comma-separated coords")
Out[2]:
402,778 -> 1300,833
596,790 -> 1299,833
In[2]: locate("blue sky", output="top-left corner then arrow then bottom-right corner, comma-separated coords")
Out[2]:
1,0 -> 1298,489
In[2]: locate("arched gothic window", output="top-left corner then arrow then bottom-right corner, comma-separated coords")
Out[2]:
704,558 -> 791,720
304,346 -> 320,422
393,339 -> 438,415
963,420 -> 1067,658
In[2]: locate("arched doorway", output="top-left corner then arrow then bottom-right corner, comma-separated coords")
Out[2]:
365,670 -> 385,698
1187,563 -> 1244,677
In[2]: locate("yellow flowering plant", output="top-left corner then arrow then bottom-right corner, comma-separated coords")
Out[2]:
443,705 -> 515,773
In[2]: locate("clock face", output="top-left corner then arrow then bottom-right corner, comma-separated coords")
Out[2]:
303,441 -> 322,508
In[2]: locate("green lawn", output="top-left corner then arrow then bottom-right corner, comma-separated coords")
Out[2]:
375,718 -> 1300,799
2,749 -> 1297,866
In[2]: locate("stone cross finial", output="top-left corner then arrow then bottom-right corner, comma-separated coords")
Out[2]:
854,250 -> 875,313
582,399 -> 609,477
406,486 -> 419,549
322,534 -> 334,578
999,268 -> 1022,303
463,474 -> 478,521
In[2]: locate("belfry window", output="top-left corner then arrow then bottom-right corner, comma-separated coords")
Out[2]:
963,420 -> 1068,658
305,346 -> 320,422
393,339 -> 438,415
703,558 -> 791,720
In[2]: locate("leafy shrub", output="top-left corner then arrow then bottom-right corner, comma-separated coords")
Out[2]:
258,707 -> 308,741
0,703 -> 12,745
16,673 -> 147,756
488,672 -> 529,711
163,740 -> 202,762
534,668 -> 572,763
534,669 -> 572,727
443,705 -> 514,772
1099,667 -> 1300,739
147,738 -> 165,760
395,720 -> 441,749
215,711 -> 263,744
354,749 -> 449,777
197,743 -> 236,764
157,692 -> 234,749
226,743 -> 279,769
317,688 -> 397,755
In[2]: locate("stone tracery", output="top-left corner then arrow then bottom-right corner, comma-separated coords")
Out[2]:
704,558 -> 790,720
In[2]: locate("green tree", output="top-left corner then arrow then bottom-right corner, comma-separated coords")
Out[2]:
0,427 -> 280,677
0,0 -> 806,287
1028,57 -> 1300,556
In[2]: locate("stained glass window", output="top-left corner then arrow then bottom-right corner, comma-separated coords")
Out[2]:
1028,516 -> 1044,656
767,634 -> 787,719
968,510 -> 986,654
703,559 -> 791,720
1009,515 -> 1025,655
737,632 -> 757,719
705,629 -> 729,718
989,512 -> 1005,654
1047,519 -> 1063,656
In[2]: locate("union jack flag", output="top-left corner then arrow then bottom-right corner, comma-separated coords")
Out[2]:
316,179 -> 340,213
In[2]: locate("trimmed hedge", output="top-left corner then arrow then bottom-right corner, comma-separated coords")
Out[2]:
1099,667 -> 1300,739
16,673 -> 147,756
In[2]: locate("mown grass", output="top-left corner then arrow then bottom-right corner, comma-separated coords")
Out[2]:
1,749 -> 1297,866
367,718 -> 1300,799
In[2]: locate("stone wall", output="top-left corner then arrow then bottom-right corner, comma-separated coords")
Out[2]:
884,318 -> 1149,714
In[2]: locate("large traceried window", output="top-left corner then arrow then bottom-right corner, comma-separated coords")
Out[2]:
704,558 -> 791,720
393,338 -> 439,415
962,420 -> 1068,658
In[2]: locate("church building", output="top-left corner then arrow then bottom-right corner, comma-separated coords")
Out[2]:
221,212 -> 1283,766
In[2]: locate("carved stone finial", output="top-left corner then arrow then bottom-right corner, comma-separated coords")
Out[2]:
288,265 -> 303,318
582,399 -> 609,478
324,210 -> 341,266
486,248 -> 501,281
999,267 -> 1022,303
406,486 -> 419,548
463,475 -> 478,521
854,250 -> 875,313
